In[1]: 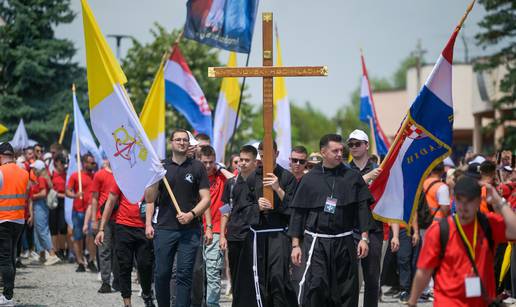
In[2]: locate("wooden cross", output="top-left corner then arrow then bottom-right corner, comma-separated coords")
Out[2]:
208,12 -> 328,207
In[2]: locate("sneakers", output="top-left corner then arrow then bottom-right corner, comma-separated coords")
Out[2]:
44,255 -> 61,266
98,282 -> 112,294
20,250 -> 29,259
384,286 -> 400,297
29,251 -> 42,263
399,291 -> 410,304
87,261 -> 98,273
76,263 -> 86,272
142,293 -> 155,307
0,295 -> 14,306
15,259 -> 26,268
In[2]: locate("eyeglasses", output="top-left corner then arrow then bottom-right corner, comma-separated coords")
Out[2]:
172,138 -> 189,143
347,142 -> 363,148
290,158 -> 307,165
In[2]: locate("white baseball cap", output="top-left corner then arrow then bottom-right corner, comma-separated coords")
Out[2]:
347,129 -> 369,143
43,152 -> 52,160
30,160 -> 46,171
187,131 -> 199,146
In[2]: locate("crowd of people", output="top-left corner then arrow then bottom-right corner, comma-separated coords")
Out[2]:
0,128 -> 515,307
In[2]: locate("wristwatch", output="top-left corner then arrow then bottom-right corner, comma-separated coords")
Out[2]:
361,237 -> 370,244
206,224 -> 213,229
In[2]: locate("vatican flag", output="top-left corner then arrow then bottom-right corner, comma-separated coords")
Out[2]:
81,0 -> 165,203
212,52 -> 241,163
273,26 -> 292,169
0,123 -> 7,136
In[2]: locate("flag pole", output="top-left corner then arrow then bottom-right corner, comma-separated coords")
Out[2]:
72,84 -> 83,200
456,0 -> 476,30
58,113 -> 70,145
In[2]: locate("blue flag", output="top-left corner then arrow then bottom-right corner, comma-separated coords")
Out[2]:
184,0 -> 259,53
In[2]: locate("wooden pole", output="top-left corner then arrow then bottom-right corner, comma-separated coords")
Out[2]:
378,113 -> 410,171
72,84 -> 83,200
162,177 -> 182,214
58,113 -> 70,145
456,0 -> 476,30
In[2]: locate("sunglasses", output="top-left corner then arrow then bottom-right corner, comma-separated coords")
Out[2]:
290,158 -> 307,165
347,142 -> 363,148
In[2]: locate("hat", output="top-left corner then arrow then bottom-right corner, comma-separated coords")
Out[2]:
30,160 -> 46,171
187,131 -> 199,146
464,163 -> 481,179
454,175 -> 481,200
0,142 -> 14,156
347,129 -> 369,143
502,165 -> 513,172
307,152 -> 322,164
468,155 -> 486,165
43,152 -> 52,161
443,157 -> 455,168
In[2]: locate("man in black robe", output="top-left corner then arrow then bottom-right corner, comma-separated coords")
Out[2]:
245,141 -> 298,307
289,134 -> 375,307
219,145 -> 258,306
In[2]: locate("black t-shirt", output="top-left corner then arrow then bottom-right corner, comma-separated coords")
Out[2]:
221,175 -> 253,242
154,157 -> 210,230
348,159 -> 378,176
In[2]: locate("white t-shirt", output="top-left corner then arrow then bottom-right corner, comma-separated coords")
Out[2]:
435,184 -> 451,206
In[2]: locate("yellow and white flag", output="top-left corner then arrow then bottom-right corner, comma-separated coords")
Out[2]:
0,123 -> 7,136
81,0 -> 165,203
212,52 -> 241,163
273,27 -> 292,168
140,60 -> 166,160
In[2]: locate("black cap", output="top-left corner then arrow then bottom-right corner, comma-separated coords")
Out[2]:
454,175 -> 481,200
464,163 -> 481,180
0,142 -> 14,156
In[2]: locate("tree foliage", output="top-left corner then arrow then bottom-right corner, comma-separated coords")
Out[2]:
475,0 -> 516,149
0,0 -> 87,145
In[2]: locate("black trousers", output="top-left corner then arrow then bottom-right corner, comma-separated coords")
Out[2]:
115,224 -> 154,299
228,236 -> 257,307
49,197 -> 67,235
357,230 -> 383,307
0,222 -> 24,300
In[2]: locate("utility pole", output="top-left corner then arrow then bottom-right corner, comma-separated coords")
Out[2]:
107,34 -> 132,60
411,39 -> 427,90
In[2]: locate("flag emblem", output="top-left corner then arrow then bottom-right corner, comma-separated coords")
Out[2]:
112,124 -> 148,165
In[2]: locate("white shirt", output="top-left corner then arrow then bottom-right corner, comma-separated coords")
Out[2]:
436,184 -> 451,206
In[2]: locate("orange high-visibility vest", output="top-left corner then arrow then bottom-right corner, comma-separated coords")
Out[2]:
0,163 -> 29,221
423,178 -> 449,221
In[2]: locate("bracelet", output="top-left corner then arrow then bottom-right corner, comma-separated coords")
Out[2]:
190,210 -> 196,218
292,245 -> 300,248
99,229 -> 104,232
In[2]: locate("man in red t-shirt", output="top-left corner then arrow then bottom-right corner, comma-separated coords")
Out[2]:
199,145 -> 233,306
65,153 -> 97,273
89,159 -> 119,293
408,176 -> 516,307
94,184 -> 154,307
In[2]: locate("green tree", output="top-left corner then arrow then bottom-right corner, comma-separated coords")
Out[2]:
0,0 -> 86,145
475,0 -> 516,149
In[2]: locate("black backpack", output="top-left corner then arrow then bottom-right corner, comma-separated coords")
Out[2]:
417,180 -> 441,229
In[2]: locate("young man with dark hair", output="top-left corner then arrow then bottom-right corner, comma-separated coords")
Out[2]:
246,140 -> 298,306
219,145 -> 258,306
65,153 -> 97,273
290,146 -> 308,182
408,176 -> 516,306
289,133 -> 376,306
145,129 -> 211,307
199,145 -> 233,306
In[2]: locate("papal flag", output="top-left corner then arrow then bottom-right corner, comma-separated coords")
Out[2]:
81,0 -> 165,203
0,123 -> 7,136
273,26 -> 292,169
212,52 -> 241,163
140,60 -> 166,160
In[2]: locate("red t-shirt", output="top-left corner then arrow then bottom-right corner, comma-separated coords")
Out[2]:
111,185 -> 144,228
90,169 -> 117,220
67,171 -> 94,213
30,176 -> 48,199
203,171 -> 227,233
51,171 -> 67,194
417,213 -> 507,307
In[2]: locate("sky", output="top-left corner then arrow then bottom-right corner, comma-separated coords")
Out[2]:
55,0 -> 490,116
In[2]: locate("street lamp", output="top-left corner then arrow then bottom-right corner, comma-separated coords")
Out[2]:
107,34 -> 133,60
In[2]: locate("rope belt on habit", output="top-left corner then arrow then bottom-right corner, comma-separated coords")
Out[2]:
297,229 -> 354,304
250,227 -> 287,307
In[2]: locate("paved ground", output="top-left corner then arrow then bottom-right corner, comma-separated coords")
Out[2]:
8,261 -> 433,307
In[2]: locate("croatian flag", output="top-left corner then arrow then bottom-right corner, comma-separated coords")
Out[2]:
371,29 -> 458,226
359,54 -> 390,157
164,45 -> 213,139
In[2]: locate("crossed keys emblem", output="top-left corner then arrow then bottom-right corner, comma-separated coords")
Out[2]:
112,125 -> 148,167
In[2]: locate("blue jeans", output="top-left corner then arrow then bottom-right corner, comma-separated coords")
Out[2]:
203,233 -> 223,307
33,199 -> 53,253
153,227 -> 201,307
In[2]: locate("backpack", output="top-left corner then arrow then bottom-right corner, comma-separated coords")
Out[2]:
417,180 -> 441,229
437,212 -> 494,261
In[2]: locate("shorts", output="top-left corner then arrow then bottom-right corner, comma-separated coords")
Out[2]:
72,211 -> 92,241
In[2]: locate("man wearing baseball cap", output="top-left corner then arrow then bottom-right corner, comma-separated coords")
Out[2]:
0,142 -> 30,306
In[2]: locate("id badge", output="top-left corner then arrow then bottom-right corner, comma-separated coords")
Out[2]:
219,203 -> 231,214
465,276 -> 481,298
324,197 -> 337,214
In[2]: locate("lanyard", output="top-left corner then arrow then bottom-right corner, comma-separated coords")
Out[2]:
321,165 -> 337,198
454,214 -> 478,260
